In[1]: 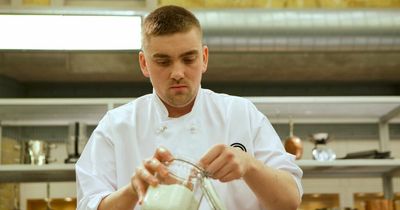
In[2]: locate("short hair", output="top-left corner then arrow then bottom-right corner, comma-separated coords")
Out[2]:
141,5 -> 202,49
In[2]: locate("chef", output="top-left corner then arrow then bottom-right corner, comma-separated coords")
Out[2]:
76,5 -> 303,210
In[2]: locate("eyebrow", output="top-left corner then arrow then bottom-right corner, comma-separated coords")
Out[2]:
152,50 -> 199,59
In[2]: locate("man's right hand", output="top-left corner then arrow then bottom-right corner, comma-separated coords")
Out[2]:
131,147 -> 174,204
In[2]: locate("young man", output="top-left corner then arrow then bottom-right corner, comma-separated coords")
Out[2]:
76,5 -> 303,210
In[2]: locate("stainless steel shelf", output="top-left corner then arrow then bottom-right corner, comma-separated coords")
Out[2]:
297,159 -> 400,178
0,97 -> 399,125
0,164 -> 75,183
1,160 -> 400,183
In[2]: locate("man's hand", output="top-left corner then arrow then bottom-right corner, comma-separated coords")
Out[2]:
199,144 -> 252,182
131,147 -> 174,204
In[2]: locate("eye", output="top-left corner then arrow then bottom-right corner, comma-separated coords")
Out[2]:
183,56 -> 196,64
155,59 -> 171,66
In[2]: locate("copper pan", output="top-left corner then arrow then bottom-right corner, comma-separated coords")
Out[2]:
284,119 -> 303,160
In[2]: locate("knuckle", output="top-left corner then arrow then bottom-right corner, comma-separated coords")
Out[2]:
234,171 -> 242,178
150,158 -> 160,168
226,152 -> 235,160
231,162 -> 240,170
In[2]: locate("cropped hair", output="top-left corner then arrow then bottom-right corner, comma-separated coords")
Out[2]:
142,5 -> 202,48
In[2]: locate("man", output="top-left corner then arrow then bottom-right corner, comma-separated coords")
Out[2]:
76,5 -> 303,210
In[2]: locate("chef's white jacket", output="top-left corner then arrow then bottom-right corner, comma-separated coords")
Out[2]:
76,88 -> 303,210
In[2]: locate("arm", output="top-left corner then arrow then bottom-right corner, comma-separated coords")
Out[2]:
242,153 -> 301,210
98,185 -> 138,210
98,147 -> 173,210
200,145 -> 301,210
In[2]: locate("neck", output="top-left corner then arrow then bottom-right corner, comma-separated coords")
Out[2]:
163,99 -> 195,118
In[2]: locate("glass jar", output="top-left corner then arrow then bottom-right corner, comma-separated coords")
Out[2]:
142,158 -> 226,210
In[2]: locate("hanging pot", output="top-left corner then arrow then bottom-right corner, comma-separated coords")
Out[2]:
284,119 -> 303,160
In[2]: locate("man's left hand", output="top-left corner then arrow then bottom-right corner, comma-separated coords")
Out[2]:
199,144 -> 253,182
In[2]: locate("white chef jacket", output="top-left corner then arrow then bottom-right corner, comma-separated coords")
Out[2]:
76,88 -> 303,210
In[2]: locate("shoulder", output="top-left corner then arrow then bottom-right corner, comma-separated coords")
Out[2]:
105,94 -> 152,123
201,88 -> 256,111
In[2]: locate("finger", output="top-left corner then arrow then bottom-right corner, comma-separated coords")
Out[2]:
144,158 -> 169,177
132,177 -> 146,204
199,144 -> 225,168
154,147 -> 174,163
205,150 -> 234,176
219,170 -> 240,183
213,161 -> 235,179
136,167 -> 158,186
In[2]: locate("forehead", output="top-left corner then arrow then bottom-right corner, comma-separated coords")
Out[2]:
143,28 -> 202,55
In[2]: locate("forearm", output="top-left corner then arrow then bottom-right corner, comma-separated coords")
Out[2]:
243,159 -> 301,210
98,184 -> 138,210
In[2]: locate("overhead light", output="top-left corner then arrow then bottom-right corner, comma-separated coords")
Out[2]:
0,15 -> 142,50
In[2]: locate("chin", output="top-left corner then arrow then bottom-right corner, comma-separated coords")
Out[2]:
169,96 -> 194,107
171,100 -> 192,108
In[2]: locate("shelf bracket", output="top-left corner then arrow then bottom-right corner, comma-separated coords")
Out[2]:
146,0 -> 157,10
11,0 -> 22,7
0,121 -> 2,164
382,173 -> 394,200
379,122 -> 390,152
51,0 -> 64,7
380,104 -> 400,124
378,104 -> 400,152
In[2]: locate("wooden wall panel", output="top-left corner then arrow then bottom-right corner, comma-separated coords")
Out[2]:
23,0 -> 50,6
159,0 -> 400,8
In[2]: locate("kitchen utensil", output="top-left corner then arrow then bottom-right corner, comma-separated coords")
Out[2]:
284,119 -> 303,160
142,158 -> 226,210
23,140 -> 55,165
13,184 -> 20,210
45,182 -> 54,210
310,133 -> 336,161
340,150 -> 392,159
65,122 -> 88,163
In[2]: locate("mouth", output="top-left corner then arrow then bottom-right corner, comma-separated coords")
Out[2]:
170,85 -> 187,89
170,85 -> 188,93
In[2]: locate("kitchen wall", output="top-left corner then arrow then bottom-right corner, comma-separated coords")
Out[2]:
0,76 -> 24,97
2,81 -> 400,98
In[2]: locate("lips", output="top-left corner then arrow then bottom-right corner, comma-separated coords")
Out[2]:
171,85 -> 186,88
170,85 -> 188,93
170,84 -> 188,89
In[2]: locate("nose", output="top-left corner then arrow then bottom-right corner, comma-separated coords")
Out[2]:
170,63 -> 185,81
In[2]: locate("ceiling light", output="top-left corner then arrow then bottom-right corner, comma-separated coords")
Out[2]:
0,15 -> 142,50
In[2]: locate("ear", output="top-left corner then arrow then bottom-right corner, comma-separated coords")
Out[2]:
139,51 -> 150,78
201,45 -> 209,73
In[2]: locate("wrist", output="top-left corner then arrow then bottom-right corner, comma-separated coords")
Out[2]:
126,183 -> 138,199
243,158 -> 260,180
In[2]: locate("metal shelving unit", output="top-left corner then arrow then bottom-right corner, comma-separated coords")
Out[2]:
0,164 -> 75,183
1,96 -> 399,125
0,96 -> 399,200
298,159 -> 400,178
0,159 -> 399,182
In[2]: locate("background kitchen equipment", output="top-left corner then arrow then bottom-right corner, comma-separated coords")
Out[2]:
22,140 -> 56,165
65,122 -> 88,164
310,133 -> 336,161
284,119 -> 303,160
45,182 -> 53,210
339,150 -> 392,159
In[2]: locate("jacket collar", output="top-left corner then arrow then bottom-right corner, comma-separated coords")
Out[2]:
152,87 -> 202,121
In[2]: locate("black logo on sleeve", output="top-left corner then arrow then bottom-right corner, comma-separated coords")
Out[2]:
230,143 -> 247,152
